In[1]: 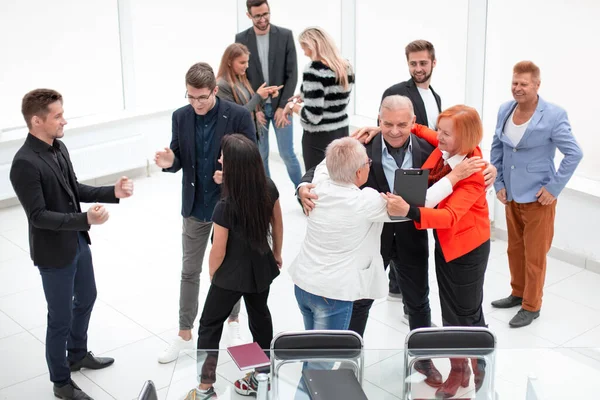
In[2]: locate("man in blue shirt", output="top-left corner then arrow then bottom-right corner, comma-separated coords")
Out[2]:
154,62 -> 256,363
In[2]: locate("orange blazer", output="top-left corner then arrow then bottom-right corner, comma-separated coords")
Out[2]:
411,124 -> 490,262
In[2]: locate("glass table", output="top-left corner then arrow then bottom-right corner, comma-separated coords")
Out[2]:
161,347 -> 600,399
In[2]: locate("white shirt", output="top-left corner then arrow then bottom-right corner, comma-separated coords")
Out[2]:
442,151 -> 467,168
504,107 -> 531,147
417,87 -> 440,129
289,161 -> 404,301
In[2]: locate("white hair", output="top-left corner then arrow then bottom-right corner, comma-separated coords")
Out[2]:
379,95 -> 415,117
325,137 -> 367,184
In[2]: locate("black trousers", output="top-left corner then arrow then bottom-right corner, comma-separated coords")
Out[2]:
348,257 -> 432,337
38,233 -> 96,385
435,239 -> 490,327
198,284 -> 272,384
301,126 -> 348,171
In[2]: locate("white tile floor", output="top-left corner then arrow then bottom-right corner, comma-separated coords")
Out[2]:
1,158 -> 600,399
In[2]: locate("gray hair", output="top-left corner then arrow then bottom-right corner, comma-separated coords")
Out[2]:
325,137 -> 367,184
379,95 -> 414,117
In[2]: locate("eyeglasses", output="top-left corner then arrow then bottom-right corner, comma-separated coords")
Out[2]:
251,12 -> 270,21
185,91 -> 214,104
365,158 -> 373,167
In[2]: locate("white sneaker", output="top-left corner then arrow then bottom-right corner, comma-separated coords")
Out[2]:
228,321 -> 244,346
158,336 -> 195,364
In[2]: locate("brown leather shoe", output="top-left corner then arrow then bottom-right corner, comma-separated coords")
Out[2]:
435,358 -> 471,398
414,359 -> 443,387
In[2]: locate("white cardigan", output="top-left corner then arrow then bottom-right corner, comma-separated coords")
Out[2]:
289,162 -> 406,301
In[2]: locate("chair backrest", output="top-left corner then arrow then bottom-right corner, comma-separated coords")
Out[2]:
270,330 -> 365,400
406,326 -> 496,356
271,330 -> 363,360
403,327 -> 497,400
137,380 -> 158,400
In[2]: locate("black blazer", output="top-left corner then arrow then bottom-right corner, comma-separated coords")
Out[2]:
381,78 -> 442,127
300,133 -> 435,266
163,100 -> 256,218
235,24 -> 298,110
10,134 -> 118,268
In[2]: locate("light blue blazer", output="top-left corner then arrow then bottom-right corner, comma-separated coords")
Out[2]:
491,96 -> 583,203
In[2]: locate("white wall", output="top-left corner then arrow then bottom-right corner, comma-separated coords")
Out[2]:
127,0 -> 238,113
0,0 -> 123,129
483,0 -> 600,182
354,0 -> 470,119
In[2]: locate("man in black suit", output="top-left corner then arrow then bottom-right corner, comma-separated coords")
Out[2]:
10,89 -> 134,400
381,40 -> 441,129
236,0 -> 303,187
379,40 -> 441,301
154,62 -> 257,364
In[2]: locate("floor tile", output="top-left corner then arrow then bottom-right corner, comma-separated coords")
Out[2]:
0,256 -> 42,298
0,310 -> 24,340
0,288 -> 48,330
546,269 -> 600,311
0,372 -> 115,400
0,235 -> 27,263
29,300 -> 154,355
488,292 -> 600,345
80,336 -> 177,400
0,331 -> 47,389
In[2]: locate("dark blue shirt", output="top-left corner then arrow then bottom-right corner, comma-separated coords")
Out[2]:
191,98 -> 221,221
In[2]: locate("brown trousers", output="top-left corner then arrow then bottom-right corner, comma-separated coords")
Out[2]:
506,200 -> 556,311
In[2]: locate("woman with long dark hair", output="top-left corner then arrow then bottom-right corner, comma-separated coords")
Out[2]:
184,134 -> 282,400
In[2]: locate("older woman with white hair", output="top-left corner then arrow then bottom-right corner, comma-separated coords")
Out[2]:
289,136 -> 406,332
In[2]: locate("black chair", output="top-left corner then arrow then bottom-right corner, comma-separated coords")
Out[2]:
137,380 -> 158,400
270,330 -> 364,399
404,327 -> 497,399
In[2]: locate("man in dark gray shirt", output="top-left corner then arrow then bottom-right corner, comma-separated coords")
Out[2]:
236,0 -> 302,187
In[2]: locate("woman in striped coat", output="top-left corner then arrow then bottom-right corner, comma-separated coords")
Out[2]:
284,27 -> 355,171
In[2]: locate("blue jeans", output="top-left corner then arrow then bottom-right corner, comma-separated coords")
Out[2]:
38,233 -> 97,384
293,285 -> 353,399
258,103 -> 302,187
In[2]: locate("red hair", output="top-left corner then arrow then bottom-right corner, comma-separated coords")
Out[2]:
437,105 -> 483,154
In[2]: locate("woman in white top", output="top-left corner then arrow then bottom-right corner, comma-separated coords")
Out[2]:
289,137 -> 406,332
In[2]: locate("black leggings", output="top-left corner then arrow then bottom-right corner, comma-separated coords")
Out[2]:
301,126 -> 349,171
198,284 -> 272,384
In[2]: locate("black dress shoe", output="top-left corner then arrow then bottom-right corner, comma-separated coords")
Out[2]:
491,295 -> 522,309
53,379 -> 93,400
69,351 -> 114,372
509,308 -> 540,328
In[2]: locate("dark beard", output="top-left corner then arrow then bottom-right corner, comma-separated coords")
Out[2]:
254,21 -> 270,32
412,71 -> 432,84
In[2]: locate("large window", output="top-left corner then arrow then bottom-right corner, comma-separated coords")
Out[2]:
0,1 -> 123,129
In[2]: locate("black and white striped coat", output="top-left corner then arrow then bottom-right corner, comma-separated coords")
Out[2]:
300,61 -> 355,133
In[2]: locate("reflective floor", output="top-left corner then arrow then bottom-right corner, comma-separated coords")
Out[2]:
2,156 -> 600,399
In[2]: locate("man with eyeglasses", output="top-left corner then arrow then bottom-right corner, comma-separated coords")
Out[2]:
236,0 -> 303,188
154,62 -> 256,365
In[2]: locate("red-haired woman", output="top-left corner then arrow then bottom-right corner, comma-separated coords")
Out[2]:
388,105 -> 490,398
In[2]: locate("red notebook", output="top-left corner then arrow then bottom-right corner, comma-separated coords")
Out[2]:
227,342 -> 270,370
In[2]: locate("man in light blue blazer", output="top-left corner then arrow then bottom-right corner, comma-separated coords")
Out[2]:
490,61 -> 583,328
